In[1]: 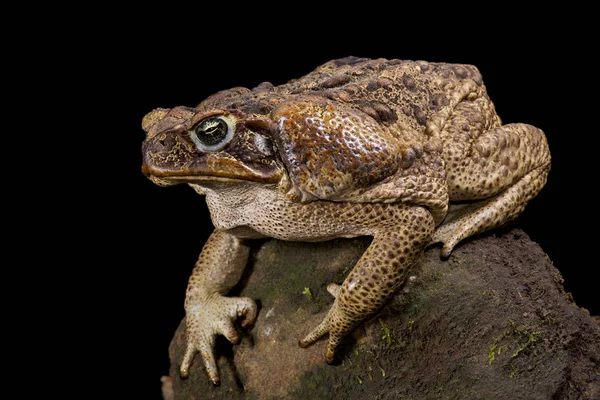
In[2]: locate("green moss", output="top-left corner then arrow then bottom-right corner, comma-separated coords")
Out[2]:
506,319 -> 542,358
512,330 -> 541,358
302,287 -> 314,302
426,271 -> 448,295
487,318 -> 541,366
380,319 -> 394,345
488,344 -> 507,364
450,255 -> 469,265
299,286 -> 326,313
488,344 -> 497,364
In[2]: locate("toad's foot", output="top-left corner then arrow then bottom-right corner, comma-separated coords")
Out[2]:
181,295 -> 257,386
297,283 -> 343,362
298,297 -> 358,364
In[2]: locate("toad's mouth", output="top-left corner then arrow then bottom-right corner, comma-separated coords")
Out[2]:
142,159 -> 283,187
146,174 -> 265,187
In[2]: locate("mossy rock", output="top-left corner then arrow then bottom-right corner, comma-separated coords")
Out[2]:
164,228 -> 600,399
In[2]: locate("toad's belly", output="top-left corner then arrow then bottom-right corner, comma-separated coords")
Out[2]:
213,201 -> 374,242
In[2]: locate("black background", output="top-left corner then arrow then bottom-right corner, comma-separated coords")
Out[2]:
99,20 -> 596,397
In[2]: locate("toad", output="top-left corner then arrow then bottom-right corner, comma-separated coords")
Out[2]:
141,57 -> 550,385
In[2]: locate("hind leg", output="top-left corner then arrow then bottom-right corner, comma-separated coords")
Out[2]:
434,121 -> 550,257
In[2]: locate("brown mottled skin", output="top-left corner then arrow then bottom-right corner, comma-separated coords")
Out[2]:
141,57 -> 550,386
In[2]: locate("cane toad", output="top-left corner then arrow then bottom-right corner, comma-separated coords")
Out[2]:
141,57 -> 550,386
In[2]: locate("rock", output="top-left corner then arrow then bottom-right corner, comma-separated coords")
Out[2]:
166,228 -> 600,399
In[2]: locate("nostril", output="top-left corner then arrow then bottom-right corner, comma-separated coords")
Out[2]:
156,135 -> 172,150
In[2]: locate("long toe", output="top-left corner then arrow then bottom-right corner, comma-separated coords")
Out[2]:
299,317 -> 330,348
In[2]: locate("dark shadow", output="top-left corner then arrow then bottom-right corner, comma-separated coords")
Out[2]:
229,238 -> 269,297
214,336 -> 245,392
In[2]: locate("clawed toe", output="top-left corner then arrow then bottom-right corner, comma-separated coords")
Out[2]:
299,317 -> 330,348
327,283 -> 341,298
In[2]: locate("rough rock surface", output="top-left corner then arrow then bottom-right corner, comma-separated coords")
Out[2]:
166,228 -> 600,399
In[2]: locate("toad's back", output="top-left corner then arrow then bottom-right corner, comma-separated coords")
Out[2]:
197,57 -> 490,135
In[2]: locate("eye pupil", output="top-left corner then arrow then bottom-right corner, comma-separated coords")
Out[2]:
195,118 -> 228,146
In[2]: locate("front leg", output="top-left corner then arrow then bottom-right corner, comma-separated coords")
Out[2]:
300,205 -> 434,362
181,230 -> 257,386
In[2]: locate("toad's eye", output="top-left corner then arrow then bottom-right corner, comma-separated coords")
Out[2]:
191,116 -> 234,152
